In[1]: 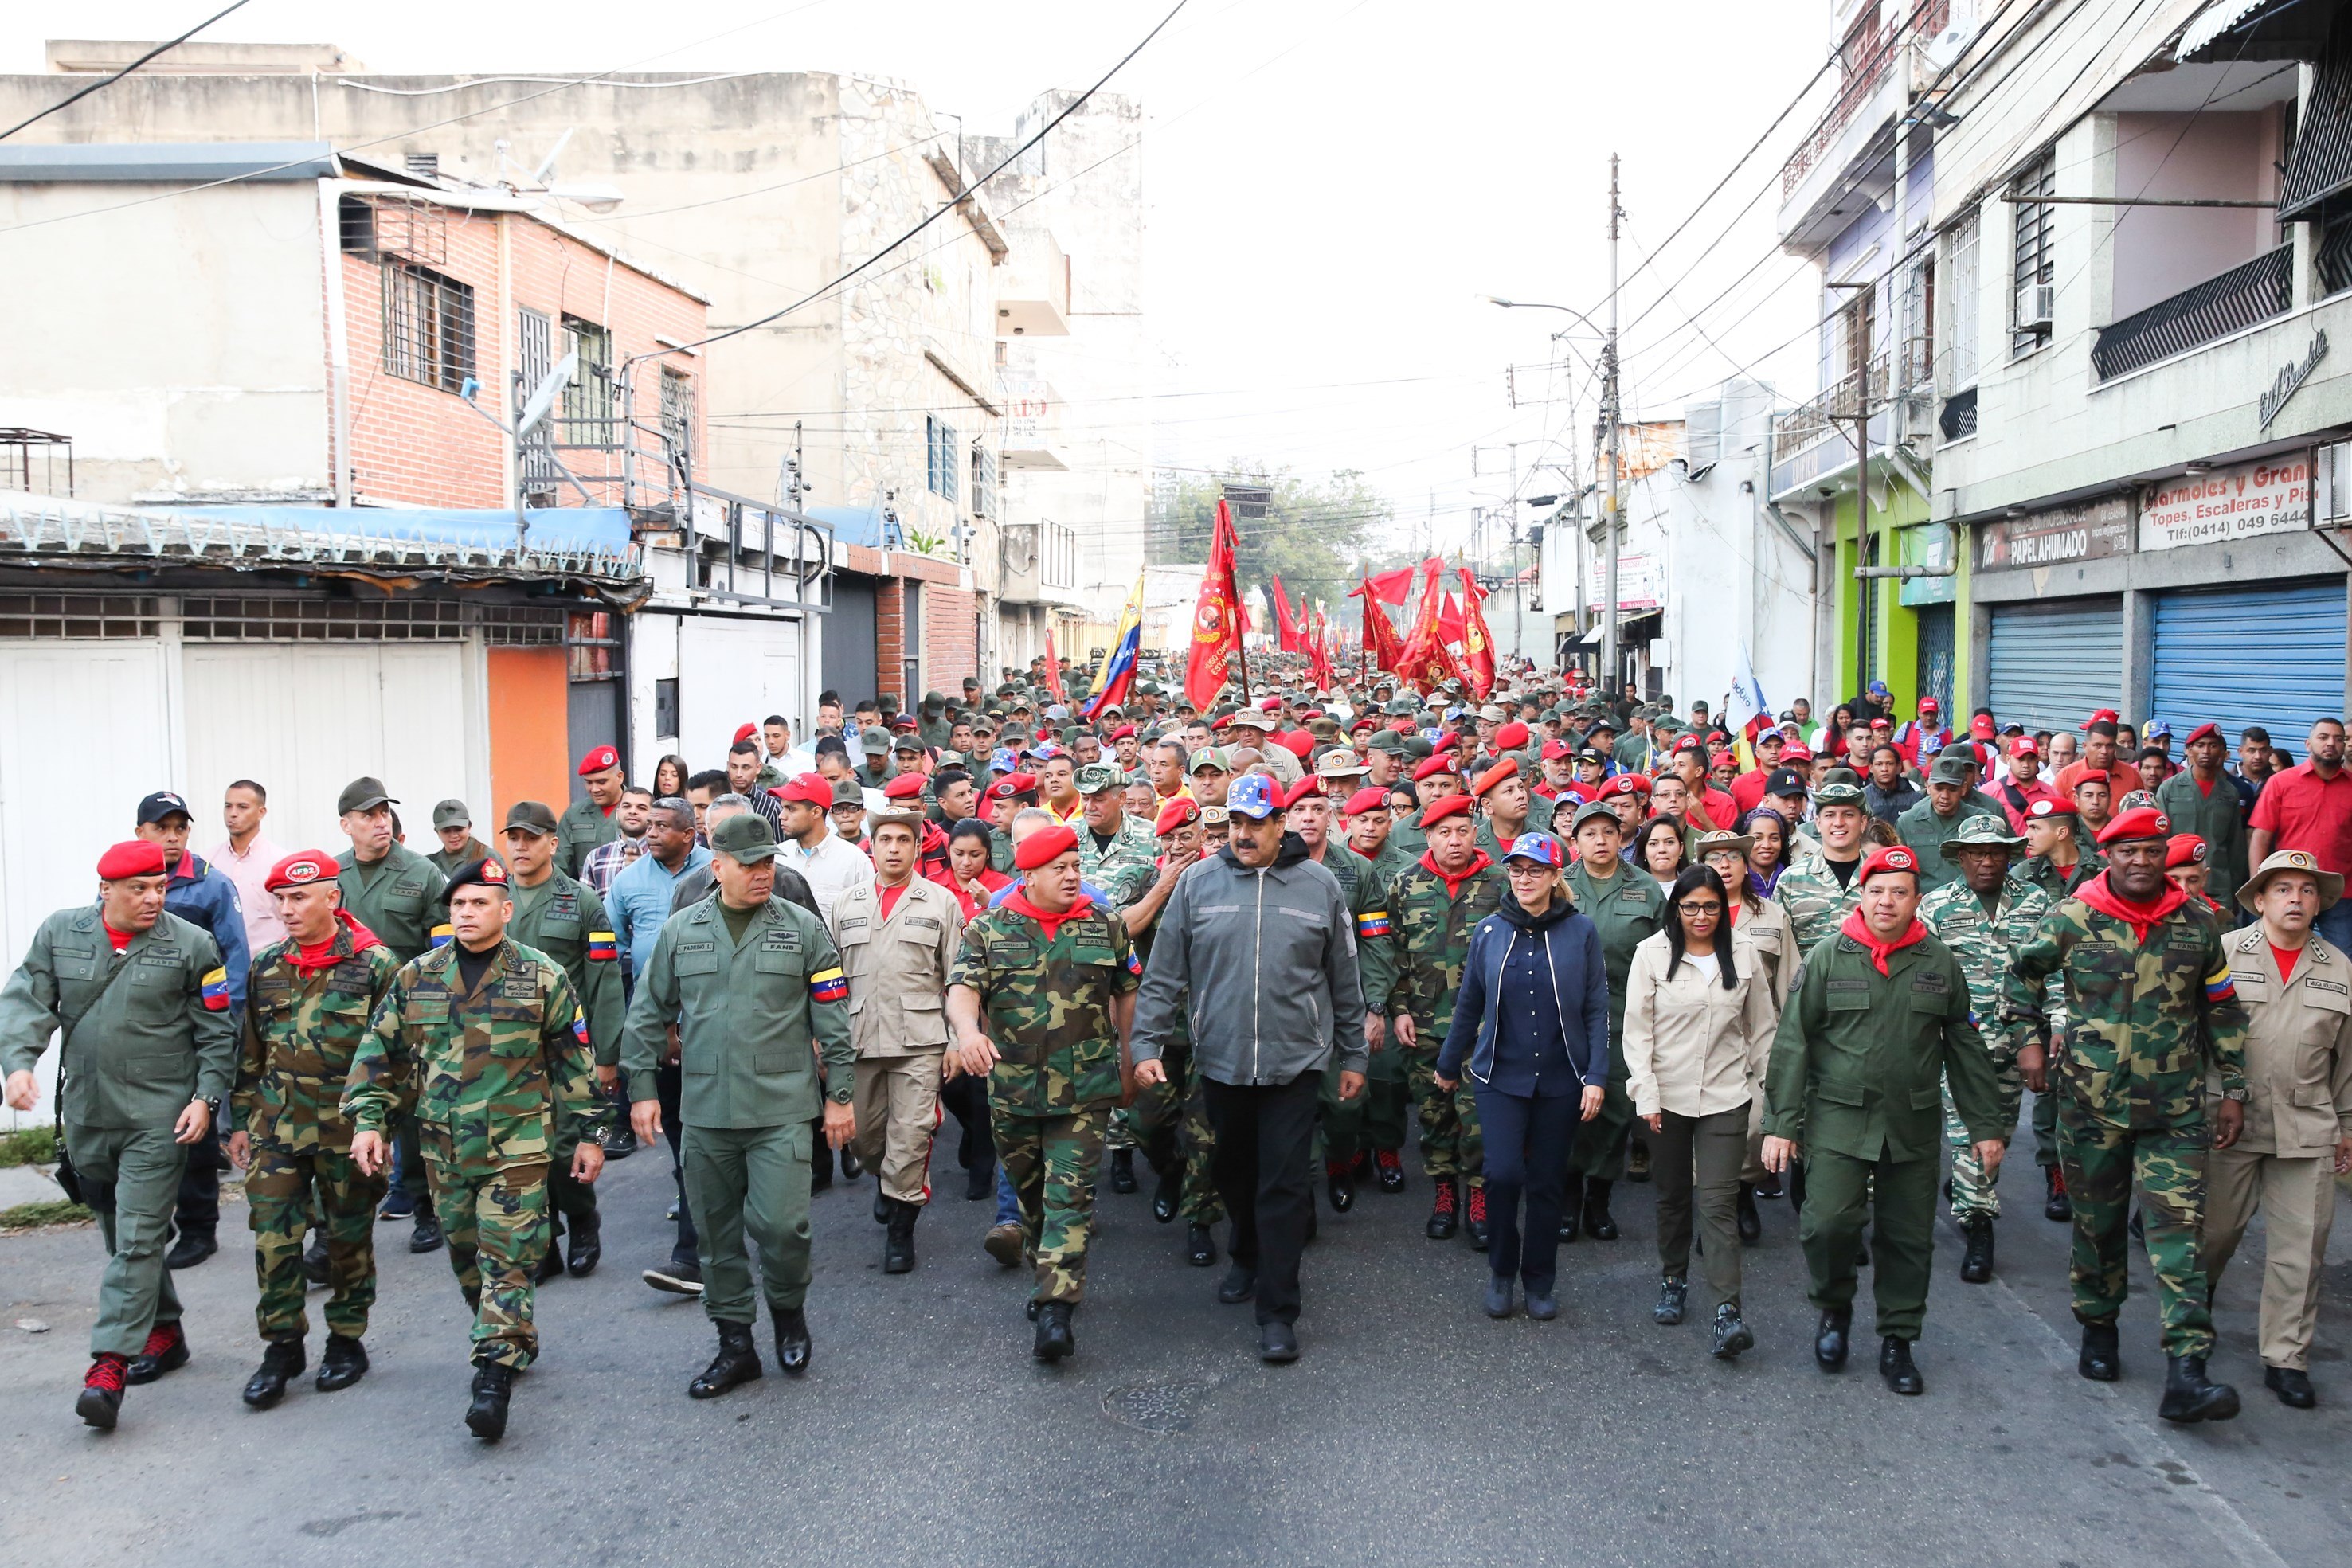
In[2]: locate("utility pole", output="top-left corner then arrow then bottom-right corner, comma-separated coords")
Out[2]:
1508,442 -> 1520,660
1601,152 -> 1624,702
1827,276 -> 1874,700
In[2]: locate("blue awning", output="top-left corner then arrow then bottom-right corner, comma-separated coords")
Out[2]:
807,501 -> 886,549
0,142 -> 336,183
182,504 -> 634,557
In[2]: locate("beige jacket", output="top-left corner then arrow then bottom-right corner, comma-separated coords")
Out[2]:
1730,893 -> 1797,1011
828,874 -> 963,1057
2215,927 -> 2352,1156
1622,926 -> 1780,1120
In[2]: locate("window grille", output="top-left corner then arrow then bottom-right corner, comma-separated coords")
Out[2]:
0,594 -> 158,639
179,596 -> 464,642
561,317 -> 617,447
382,263 -> 475,393
926,416 -> 960,502
2011,152 -> 2056,352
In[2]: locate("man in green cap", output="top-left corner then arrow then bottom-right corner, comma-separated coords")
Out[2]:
1076,762 -> 1160,913
499,801 -> 627,1281
1561,798 -> 1665,1240
1775,768 -> 1872,955
427,801 -> 496,879
334,776 -> 448,1252
622,812 -> 855,1399
1894,752 -> 2002,895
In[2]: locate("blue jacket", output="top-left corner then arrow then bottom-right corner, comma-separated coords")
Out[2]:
1437,898 -> 1609,1097
609,844 -> 714,977
164,852 -> 249,1013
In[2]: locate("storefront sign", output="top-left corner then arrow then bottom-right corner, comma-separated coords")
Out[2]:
2260,331 -> 2327,430
2139,456 -> 2309,551
1584,553 -> 1660,610
1977,495 -> 2131,570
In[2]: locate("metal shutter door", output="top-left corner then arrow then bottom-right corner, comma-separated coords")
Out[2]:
1986,597 -> 2123,733
2150,579 -> 2347,744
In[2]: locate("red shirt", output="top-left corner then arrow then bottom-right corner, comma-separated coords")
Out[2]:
1686,785 -> 1740,833
2249,761 -> 2352,874
2054,759 -> 2139,802
1729,768 -> 1773,816
2272,943 -> 2303,983
878,881 -> 909,922
103,921 -> 134,954
1993,776 -> 2064,835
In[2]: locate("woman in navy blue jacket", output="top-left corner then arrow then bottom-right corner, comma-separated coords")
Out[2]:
1436,831 -> 1611,1320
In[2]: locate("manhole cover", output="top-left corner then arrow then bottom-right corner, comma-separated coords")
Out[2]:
1102,1379 -> 1211,1433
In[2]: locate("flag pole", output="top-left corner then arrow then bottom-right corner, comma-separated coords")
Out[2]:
1228,516 -> 1252,701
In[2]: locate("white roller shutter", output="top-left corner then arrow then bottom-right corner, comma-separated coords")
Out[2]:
1986,597 -> 2124,733
677,615 -> 804,772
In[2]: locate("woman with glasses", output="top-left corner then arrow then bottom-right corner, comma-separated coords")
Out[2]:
1622,864 -> 1780,1359
1631,815 -> 1688,898
1434,831 -> 1610,1322
1697,827 -> 1798,1229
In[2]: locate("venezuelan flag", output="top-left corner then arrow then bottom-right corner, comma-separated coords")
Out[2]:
588,930 -> 619,963
1078,573 -> 1146,721
200,967 -> 231,1011
1125,950 -> 1144,976
2205,967 -> 2236,1003
572,1007 -> 591,1046
808,966 -> 849,1005
429,924 -> 454,948
1356,909 -> 1393,940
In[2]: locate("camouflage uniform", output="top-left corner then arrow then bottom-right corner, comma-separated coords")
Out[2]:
1774,857 -> 1865,957
1314,843 -> 1407,1169
343,940 -> 599,1370
504,871 -> 626,1261
1916,874 -> 2050,1221
2013,848 -> 2101,1167
1078,811 -> 1161,912
1561,858 -> 1668,1182
337,843 -> 449,1221
2005,894 -> 2251,1358
237,925 -> 401,1344
950,901 -> 1140,1304
1389,854 -> 1508,1191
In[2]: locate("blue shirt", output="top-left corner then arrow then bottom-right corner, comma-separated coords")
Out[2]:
609,844 -> 713,976
1489,925 -> 1571,1095
987,877 -> 1112,909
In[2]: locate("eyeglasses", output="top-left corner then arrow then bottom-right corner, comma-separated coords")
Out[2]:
1676,901 -> 1724,916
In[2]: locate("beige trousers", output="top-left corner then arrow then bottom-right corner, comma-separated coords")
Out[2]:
2204,1146 -> 2338,1371
854,1054 -> 945,1204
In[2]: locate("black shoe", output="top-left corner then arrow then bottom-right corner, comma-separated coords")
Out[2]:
2158,1355 -> 2240,1423
1259,1320 -> 1300,1363
409,1218 -> 444,1255
1152,1165 -> 1182,1224
774,1308 -> 812,1374
644,1257 -> 704,1295
688,1321 -> 763,1399
1815,1308 -> 1852,1371
165,1230 -> 217,1270
316,1335 -> 367,1393
1325,1160 -> 1356,1214
1185,1222 -> 1217,1267
883,1200 -> 917,1275
1736,1184 -> 1762,1245
1755,1170 -> 1783,1200
1033,1301 -> 1075,1362
1217,1263 -> 1257,1304
302,1231 -> 331,1287
1653,1277 -> 1688,1325
1374,1148 -> 1406,1192
2267,1366 -> 2318,1408
1465,1185 -> 1490,1251
1109,1148 -> 1137,1194
2043,1164 -> 2072,1222
77,1356 -> 127,1429
534,1245 -> 565,1284
1959,1214 -> 1994,1284
1582,1179 -> 1618,1241
242,1337 -> 305,1409
1483,1275 -> 1514,1319
1712,1304 -> 1754,1359
965,1162 -> 996,1202
126,1323 -> 190,1385
837,1145 -> 863,1181
464,1363 -> 514,1441
2078,1320 -> 2121,1382
1426,1177 -> 1459,1240
565,1218 -> 601,1277
378,1192 -> 416,1222
600,1122 -> 639,1159
1880,1336 -> 1923,1395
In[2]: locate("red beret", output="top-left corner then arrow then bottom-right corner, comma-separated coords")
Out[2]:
1348,716 -> 1376,733
772,772 -> 833,808
1419,793 -> 1476,828
1494,721 -> 1531,751
733,723 -> 758,745
264,849 -> 337,893
1299,708 -> 1325,721
988,772 -> 1039,800
1342,786 -> 1391,818
2166,832 -> 2209,869
1411,755 -> 1457,783
2097,805 -> 2170,846
2184,721 -> 2222,748
882,773 -> 926,800
1672,734 -> 1704,755
1277,729 -> 1313,758
1260,698 -> 1284,713
1857,844 -> 1920,885
1470,759 -> 1519,797
1282,776 -> 1326,807
1014,823 -> 1079,871
1109,724 -> 1137,741
1599,773 -> 1650,799
1211,713 -> 1236,731
2024,796 -> 2075,821
96,840 -> 167,881
1154,796 -> 1200,835
577,745 -> 620,776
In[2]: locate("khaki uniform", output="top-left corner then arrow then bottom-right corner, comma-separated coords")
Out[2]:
829,876 -> 964,1203
2204,929 -> 2352,1371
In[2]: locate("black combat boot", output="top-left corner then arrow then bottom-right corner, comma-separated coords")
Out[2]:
1184,1222 -> 1217,1266
409,1215 -> 444,1255
883,1199 -> 918,1275
2042,1164 -> 2071,1222
534,1242 -> 565,1284
2158,1355 -> 2240,1424
1033,1301 -> 1076,1362
77,1354 -> 127,1429
465,1362 -> 514,1441
873,1188 -> 894,1225
1109,1148 -> 1137,1194
688,1321 -> 762,1399
774,1307 -> 812,1374
1374,1148 -> 1406,1193
303,1230 -> 331,1286
965,1159 -> 996,1202
1736,1183 -> 1762,1245
1465,1184 -> 1490,1250
2078,1320 -> 2121,1382
2266,1367 -> 2318,1408
1653,1276 -> 1688,1326
316,1334 -> 368,1392
165,1229 -> 217,1270
1325,1159 -> 1356,1214
1582,1179 -> 1619,1241
1959,1214 -> 1994,1284
1814,1308 -> 1851,1371
1425,1176 -> 1459,1240
1217,1261 -> 1257,1304
565,1214 -> 601,1277
1879,1337 -> 1923,1395
125,1322 -> 190,1384
242,1336 -> 306,1409
1152,1163 -> 1183,1224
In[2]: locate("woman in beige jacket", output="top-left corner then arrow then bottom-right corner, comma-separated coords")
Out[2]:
1622,863 -> 1781,1359
1698,829 -> 1796,1232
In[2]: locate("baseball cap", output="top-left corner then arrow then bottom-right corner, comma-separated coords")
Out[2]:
832,778 -> 867,807
1227,773 -> 1282,819
135,790 -> 193,827
336,777 -> 396,815
503,800 -> 560,837
709,812 -> 781,863
432,799 -> 472,831
1504,831 -> 1565,867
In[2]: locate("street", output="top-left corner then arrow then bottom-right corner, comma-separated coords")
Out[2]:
1,1105 -> 2345,1567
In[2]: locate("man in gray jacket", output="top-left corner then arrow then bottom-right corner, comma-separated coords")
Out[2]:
1133,772 -> 1368,1363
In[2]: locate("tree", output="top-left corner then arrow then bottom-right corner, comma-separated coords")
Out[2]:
1149,465 -> 1397,610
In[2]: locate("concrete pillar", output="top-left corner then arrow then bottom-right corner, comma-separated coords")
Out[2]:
2120,588 -> 2155,725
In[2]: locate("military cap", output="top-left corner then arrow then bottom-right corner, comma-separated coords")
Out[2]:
432,799 -> 472,831
1188,746 -> 1232,774
2118,789 -> 2160,812
441,856 -> 513,901
1074,762 -> 1125,796
1200,804 -> 1231,826
503,800 -> 560,837
859,729 -> 893,755
577,745 -> 620,776
1856,844 -> 1920,885
1403,735 -> 1436,761
1366,729 -> 1410,756
1938,816 -> 2025,859
96,840 -> 168,881
709,812 -> 781,864
1419,793 -> 1475,828
337,776 -> 397,815
1928,751 -> 1977,787
2238,847 -> 2344,910
832,777 -> 867,807
1812,768 -> 1866,806
264,849 -> 338,893
2096,805 -> 2170,845
1316,749 -> 1368,780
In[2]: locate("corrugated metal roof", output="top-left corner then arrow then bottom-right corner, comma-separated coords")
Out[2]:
0,141 -> 336,183
2177,0 -> 2276,59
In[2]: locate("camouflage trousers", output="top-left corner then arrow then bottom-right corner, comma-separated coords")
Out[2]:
1943,1047 -> 2025,1222
2057,1101 -> 2215,1358
1321,1041 -> 1410,1164
245,1143 -> 385,1341
1404,1034 -> 1483,1188
421,1132 -> 549,1371
1129,1042 -> 1223,1225
993,1104 -> 1108,1304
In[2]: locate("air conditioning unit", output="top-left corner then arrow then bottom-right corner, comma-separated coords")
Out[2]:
2016,283 -> 2054,333
2318,439 -> 2352,525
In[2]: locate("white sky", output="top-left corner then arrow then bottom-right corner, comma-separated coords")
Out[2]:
3,0 -> 1832,558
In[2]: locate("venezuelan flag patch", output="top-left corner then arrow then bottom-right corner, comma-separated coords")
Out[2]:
200,966 -> 231,1011
1356,909 -> 1393,940
572,1007 -> 591,1046
2205,967 -> 2236,1003
808,966 -> 848,1005
588,930 -> 619,963
1125,950 -> 1144,976
429,923 -> 454,948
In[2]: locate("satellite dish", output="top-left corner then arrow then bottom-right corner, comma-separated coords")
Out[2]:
516,352 -> 577,441
547,182 -> 624,214
530,127 -> 577,186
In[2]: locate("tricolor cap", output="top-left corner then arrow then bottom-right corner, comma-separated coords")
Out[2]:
1226,773 -> 1282,820
1503,831 -> 1565,868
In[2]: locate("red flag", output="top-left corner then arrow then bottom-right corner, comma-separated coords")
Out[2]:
1456,567 -> 1497,700
1360,580 -> 1406,674
1305,606 -> 1333,689
1043,627 -> 1064,702
1436,591 -> 1466,650
1184,499 -> 1245,712
1270,573 -> 1303,654
1394,558 -> 1467,696
1348,564 -> 1420,607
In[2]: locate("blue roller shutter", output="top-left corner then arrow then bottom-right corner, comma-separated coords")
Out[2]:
2150,579 -> 2347,745
1986,597 -> 2123,733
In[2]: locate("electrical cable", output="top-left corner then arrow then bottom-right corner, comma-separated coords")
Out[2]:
0,0 -> 255,142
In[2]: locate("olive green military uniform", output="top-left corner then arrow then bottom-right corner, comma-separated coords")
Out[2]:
427,837 -> 498,880
1473,795 -> 1557,863
237,925 -> 401,1344
1891,798 -> 2002,895
951,901 -> 1140,1304
1916,873 -> 2051,1222
1764,926 -> 2004,1339
1561,856 -> 1667,1183
1389,854 -> 1508,1193
989,824 -> 1019,876
2155,770 -> 2249,910
622,893 -> 854,1328
554,797 -> 620,882
506,870 -> 626,1262
343,939 -> 597,1369
339,843 -> 449,1220
1314,843 -> 1407,1169
0,909 -> 236,1359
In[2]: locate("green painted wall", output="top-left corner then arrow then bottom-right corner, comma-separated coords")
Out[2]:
1830,480 -> 1945,711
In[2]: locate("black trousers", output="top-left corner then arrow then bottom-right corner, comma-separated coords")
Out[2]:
941,1073 -> 996,1173
1203,1071 -> 1321,1327
1475,1088 -> 1581,1290
173,1126 -> 227,1237
657,1058 -> 698,1262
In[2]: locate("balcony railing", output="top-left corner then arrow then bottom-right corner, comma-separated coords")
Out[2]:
1770,356 -> 1889,456
1782,0 -> 1947,197
2092,245 -> 2293,381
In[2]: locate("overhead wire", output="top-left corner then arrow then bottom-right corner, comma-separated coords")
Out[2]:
0,0 -> 256,142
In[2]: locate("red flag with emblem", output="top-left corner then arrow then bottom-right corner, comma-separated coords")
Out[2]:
1184,499 -> 1245,712
1360,579 -> 1406,674
1043,627 -> 1065,702
1457,567 -> 1497,700
1394,557 -> 1468,695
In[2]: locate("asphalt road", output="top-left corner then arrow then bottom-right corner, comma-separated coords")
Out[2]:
2,1102 -> 2346,1568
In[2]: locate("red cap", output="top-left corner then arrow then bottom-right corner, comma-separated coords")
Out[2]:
577,745 -> 620,776
1540,737 -> 1575,761
2096,805 -> 2170,846
1342,785 -> 1391,818
882,773 -> 926,800
1154,796 -> 1201,835
1782,743 -> 1814,762
1672,734 -> 1704,755
1970,714 -> 1996,740
1494,721 -> 1531,751
1282,776 -> 1327,807
2166,832 -> 2209,869
2083,708 -> 2120,729
1920,697 -> 1940,714
1348,715 -> 1376,733
96,840 -> 167,881
1470,759 -> 1519,797
733,723 -> 758,745
2010,737 -> 2041,760
1411,755 -> 1457,783
1869,716 -> 1892,730
1299,708 -> 1325,721
1014,823 -> 1079,871
1599,773 -> 1651,799
1260,697 -> 1283,713
987,772 -> 1039,800
1277,729 -> 1313,758
1109,724 -> 1137,741
1419,793 -> 1476,828
2184,721 -> 2222,748
1856,844 -> 1920,885
772,772 -> 833,809
263,849 -> 337,893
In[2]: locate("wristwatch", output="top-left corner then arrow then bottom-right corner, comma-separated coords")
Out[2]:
192,1094 -> 222,1116
2221,1087 -> 2249,1102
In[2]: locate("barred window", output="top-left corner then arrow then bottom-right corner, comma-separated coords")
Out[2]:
659,368 -> 695,468
179,596 -> 464,642
561,317 -> 616,447
0,593 -> 158,639
970,443 -> 996,519
382,263 -> 475,393
2011,151 -> 2056,353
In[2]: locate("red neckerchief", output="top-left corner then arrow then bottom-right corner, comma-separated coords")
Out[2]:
1419,847 -> 1494,899
1004,888 -> 1096,940
285,909 -> 385,974
1839,907 -> 1929,976
2072,870 -> 2188,945
103,921 -> 134,954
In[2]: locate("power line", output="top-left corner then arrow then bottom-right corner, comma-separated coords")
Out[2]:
0,0 -> 256,142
